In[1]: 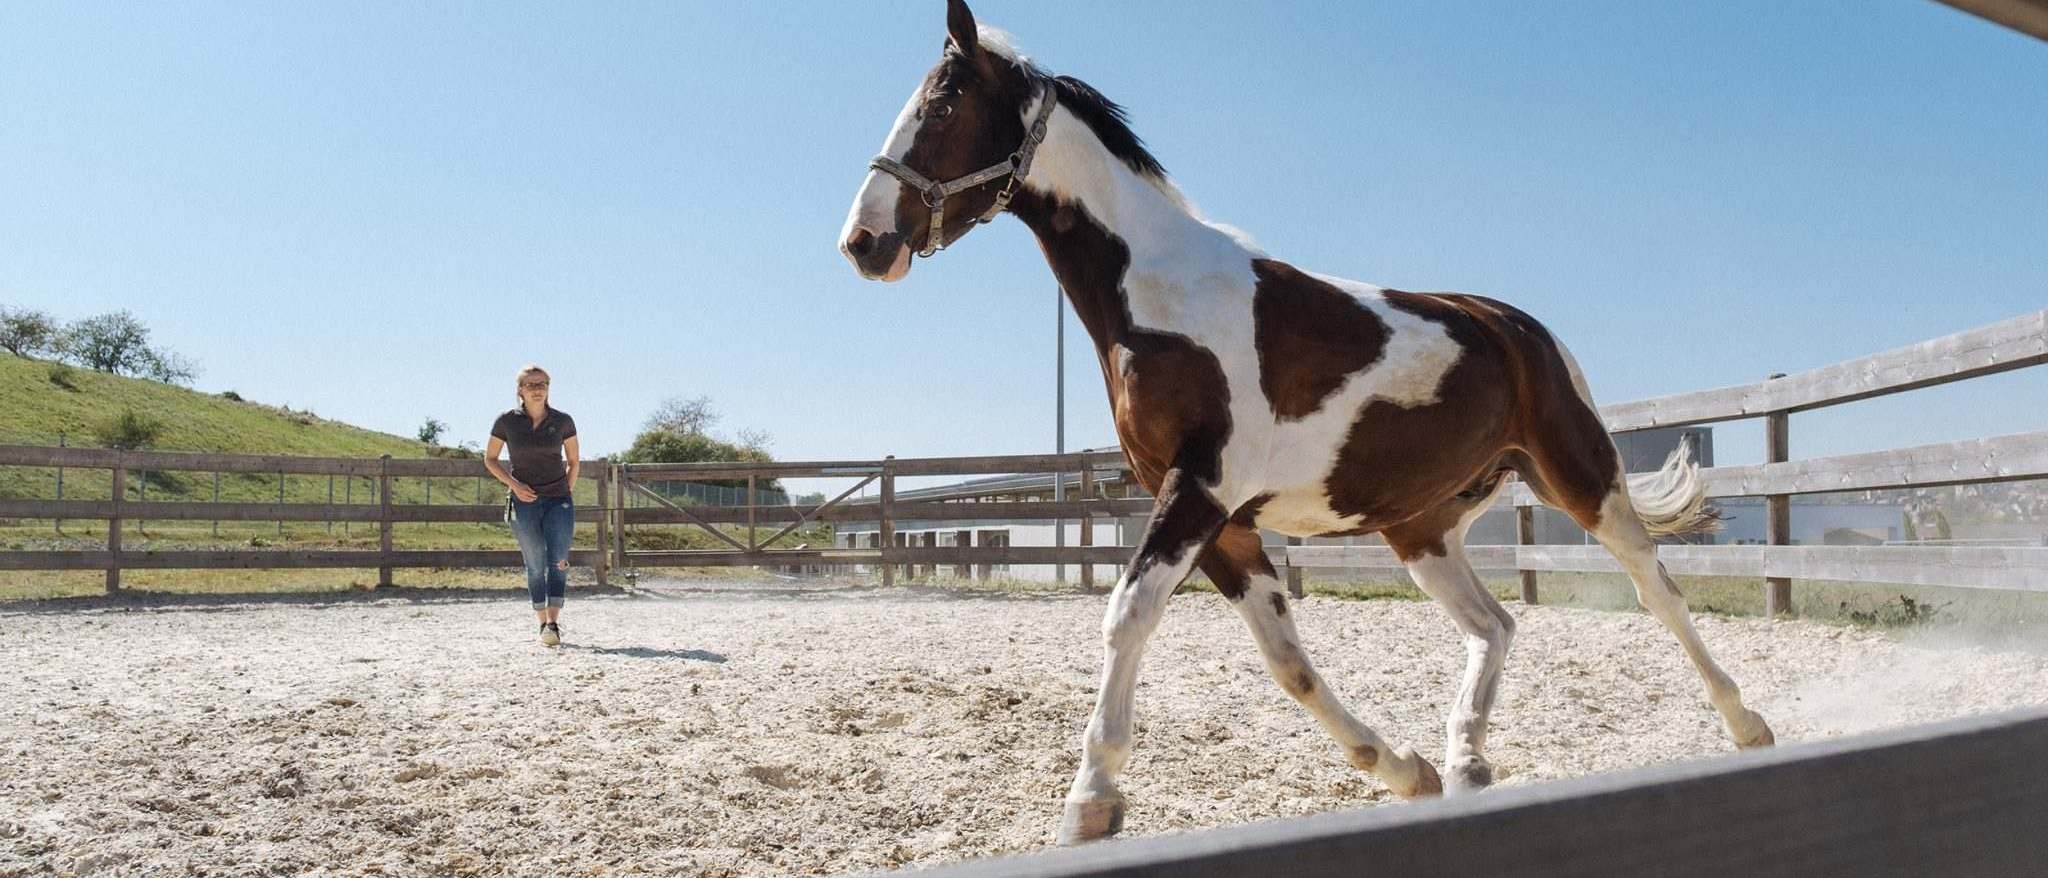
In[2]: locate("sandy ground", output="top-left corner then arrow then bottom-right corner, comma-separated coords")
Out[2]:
6,579 -> 2048,878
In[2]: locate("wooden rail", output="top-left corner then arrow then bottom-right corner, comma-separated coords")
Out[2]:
865,706 -> 2048,878
0,310 -> 2041,602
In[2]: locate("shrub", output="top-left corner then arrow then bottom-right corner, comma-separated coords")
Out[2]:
219,390 -> 243,402
47,363 -> 80,391
92,409 -> 168,450
417,417 -> 447,445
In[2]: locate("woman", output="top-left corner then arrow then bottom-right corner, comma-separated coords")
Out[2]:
484,364 -> 580,647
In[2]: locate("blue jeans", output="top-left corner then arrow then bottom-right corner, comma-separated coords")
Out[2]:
510,495 -> 574,610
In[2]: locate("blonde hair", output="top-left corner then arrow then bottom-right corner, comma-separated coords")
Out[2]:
515,364 -> 549,404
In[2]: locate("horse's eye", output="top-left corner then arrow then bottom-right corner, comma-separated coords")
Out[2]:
929,103 -> 955,120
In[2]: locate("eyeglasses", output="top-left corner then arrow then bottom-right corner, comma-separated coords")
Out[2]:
520,381 -> 550,390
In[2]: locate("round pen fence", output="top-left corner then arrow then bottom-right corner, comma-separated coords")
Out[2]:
2,308 -> 2042,609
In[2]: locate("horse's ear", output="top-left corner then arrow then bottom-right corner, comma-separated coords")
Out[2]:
946,0 -> 979,57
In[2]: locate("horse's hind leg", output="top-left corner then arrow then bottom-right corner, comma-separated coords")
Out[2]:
1518,416 -> 1775,749
1381,488 -> 1517,793
1580,485 -> 1774,747
1197,524 -> 1442,799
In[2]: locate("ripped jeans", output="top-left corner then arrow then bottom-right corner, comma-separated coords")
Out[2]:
509,495 -> 574,610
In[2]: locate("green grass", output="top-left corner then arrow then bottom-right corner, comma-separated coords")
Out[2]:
0,353 -> 840,600
0,351 -> 474,504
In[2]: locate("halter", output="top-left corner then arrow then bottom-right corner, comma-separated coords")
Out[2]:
869,87 -> 1058,258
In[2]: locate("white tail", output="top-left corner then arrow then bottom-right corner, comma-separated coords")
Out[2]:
1626,436 -> 1721,536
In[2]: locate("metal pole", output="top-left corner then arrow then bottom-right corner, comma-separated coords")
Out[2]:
212,470 -> 221,538
327,475 -> 334,535
345,475 -> 352,538
1054,285 -> 1067,584
277,471 -> 285,536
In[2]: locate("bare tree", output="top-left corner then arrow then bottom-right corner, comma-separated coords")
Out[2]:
735,427 -> 773,454
643,395 -> 719,436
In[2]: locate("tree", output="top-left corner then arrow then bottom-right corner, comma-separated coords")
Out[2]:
619,428 -> 779,490
417,417 -> 448,445
0,306 -> 59,358
643,395 -> 719,436
54,310 -> 200,385
142,349 -> 199,385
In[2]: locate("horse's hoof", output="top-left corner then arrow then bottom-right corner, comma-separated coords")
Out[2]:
1445,758 -> 1494,795
1733,710 -> 1776,749
1056,794 -> 1126,845
1392,748 -> 1443,799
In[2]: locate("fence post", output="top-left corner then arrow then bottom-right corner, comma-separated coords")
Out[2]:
1079,463 -> 1096,591
344,474 -> 352,538
326,474 -> 334,535
612,463 -> 629,580
594,461 -> 610,587
378,455 -> 394,588
137,465 -> 145,535
746,474 -> 757,551
1765,397 -> 1793,617
1516,504 -> 1540,604
54,432 -> 65,535
213,470 -> 222,538
1285,536 -> 1305,599
107,462 -> 125,594
879,456 -> 896,587
277,470 -> 285,537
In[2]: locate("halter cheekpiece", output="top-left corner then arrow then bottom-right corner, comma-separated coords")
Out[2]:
869,86 -> 1058,258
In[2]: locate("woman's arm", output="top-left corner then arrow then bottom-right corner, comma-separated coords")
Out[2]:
563,435 -> 581,494
483,436 -> 537,502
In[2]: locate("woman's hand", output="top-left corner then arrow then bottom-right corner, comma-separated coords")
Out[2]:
512,483 -> 539,503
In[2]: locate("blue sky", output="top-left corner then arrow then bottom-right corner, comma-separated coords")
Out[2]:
3,1 -> 2043,492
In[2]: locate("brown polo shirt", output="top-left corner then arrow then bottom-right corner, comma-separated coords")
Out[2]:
490,406 -> 578,497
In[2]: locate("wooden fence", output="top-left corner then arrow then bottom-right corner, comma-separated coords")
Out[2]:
0,449 -> 617,591
1282,307 -> 2048,613
0,309 -> 2042,605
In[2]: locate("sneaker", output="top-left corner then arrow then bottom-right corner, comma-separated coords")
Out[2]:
540,622 -> 560,648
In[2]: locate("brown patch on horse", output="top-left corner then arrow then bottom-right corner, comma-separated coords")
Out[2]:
1268,592 -> 1289,618
1388,293 -> 1619,530
1285,665 -> 1317,699
1195,523 -> 1276,601
1009,191 -> 1232,490
1308,289 -> 1514,532
1250,259 -> 1391,420
1348,744 -> 1379,770
1128,469 -> 1229,582
1380,467 -> 1510,562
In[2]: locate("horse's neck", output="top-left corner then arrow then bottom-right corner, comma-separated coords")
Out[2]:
1013,105 -> 1252,347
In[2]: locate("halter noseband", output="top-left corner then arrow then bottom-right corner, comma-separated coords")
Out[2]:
869,87 -> 1058,258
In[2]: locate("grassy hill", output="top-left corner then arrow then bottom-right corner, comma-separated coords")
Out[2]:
0,353 -> 457,503
0,355 -> 828,599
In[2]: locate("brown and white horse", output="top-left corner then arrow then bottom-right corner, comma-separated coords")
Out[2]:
839,0 -> 1774,845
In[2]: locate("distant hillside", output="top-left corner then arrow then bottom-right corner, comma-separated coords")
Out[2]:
1,353 -> 450,501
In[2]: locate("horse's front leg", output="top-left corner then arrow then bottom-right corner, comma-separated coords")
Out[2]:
1057,467 -> 1226,845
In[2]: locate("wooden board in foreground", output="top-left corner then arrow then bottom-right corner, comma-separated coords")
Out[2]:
868,707 -> 2048,878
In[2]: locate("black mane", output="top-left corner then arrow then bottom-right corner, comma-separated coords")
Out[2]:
1004,55 -> 1168,182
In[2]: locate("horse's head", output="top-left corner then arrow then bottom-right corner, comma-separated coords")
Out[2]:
838,0 -> 1048,281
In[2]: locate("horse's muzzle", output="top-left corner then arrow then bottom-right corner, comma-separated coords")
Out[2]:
841,226 -> 913,282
